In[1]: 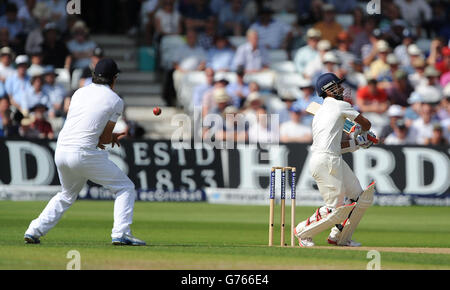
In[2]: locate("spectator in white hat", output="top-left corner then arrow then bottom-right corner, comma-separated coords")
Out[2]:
408,57 -> 427,89
293,28 -> 321,74
0,47 -> 16,82
379,104 -> 405,142
367,40 -> 391,80
19,65 -> 50,116
409,102 -> 440,144
404,91 -> 423,126
5,55 -> 31,112
414,66 -> 443,104
384,119 -> 415,145
66,20 -> 97,69
304,39 -> 331,80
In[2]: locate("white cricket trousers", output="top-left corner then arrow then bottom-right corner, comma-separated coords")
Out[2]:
309,151 -> 362,208
296,151 -> 363,238
25,148 -> 136,239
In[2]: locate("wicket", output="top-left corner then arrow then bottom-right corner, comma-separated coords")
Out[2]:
269,166 -> 296,247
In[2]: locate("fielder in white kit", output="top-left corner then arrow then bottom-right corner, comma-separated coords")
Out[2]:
24,58 -> 146,246
294,73 -> 376,247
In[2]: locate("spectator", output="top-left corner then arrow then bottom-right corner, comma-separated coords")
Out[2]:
232,29 -> 269,73
0,47 -> 16,82
280,102 -> 312,143
394,28 -> 416,68
294,79 -> 323,126
207,35 -> 235,72
334,31 -> 356,73
384,119 -> 415,145
202,79 -> 229,117
19,67 -> 50,116
313,4 -> 343,48
30,103 -> 54,139
404,91 -> 423,126
67,20 -> 97,70
377,53 -> 401,90
18,0 -> 39,35
248,107 -> 278,144
427,37 -> 445,67
402,43 -> 424,75
304,39 -> 331,80
183,0 -> 213,33
226,66 -> 249,108
347,7 -> 365,37
0,3 -> 23,44
379,104 -> 405,142
5,54 -> 31,113
242,91 -> 264,120
24,1 -> 50,55
192,67 -> 215,108
28,51 -> 44,74
293,28 -> 321,74
440,92 -> 450,143
408,57 -> 427,89
42,65 -> 67,118
41,22 -> 71,69
277,92 -> 297,124
386,70 -> 414,107
436,47 -> 450,83
202,87 -> 233,140
424,123 -> 448,146
393,0 -> 432,34
46,0 -> 69,32
218,0 -> 248,36
415,66 -> 443,104
197,18 -> 218,51
410,102 -> 440,144
0,28 -> 13,50
248,6 -> 292,50
311,51 -> 341,85
345,58 -> 368,95
356,78 -> 390,114
79,46 -> 104,87
367,40 -> 391,80
172,29 -> 207,94
352,17 -> 378,59
154,0 -> 182,42
18,117 -> 40,138
215,105 -> 248,143
140,0 -> 159,45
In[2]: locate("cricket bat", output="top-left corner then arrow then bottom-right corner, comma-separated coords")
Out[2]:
305,102 -> 379,144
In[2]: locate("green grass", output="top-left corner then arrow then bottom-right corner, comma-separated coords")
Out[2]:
0,201 -> 449,270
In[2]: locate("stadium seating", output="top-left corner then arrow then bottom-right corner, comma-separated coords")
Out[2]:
160,35 -> 186,70
270,61 -> 297,73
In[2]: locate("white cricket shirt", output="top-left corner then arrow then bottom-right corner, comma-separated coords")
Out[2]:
57,83 -> 124,152
310,97 -> 360,155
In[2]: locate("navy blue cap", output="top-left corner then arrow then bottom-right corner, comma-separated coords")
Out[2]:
94,58 -> 120,79
315,73 -> 344,97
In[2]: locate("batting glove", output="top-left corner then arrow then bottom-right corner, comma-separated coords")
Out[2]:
349,124 -> 362,139
357,132 -> 374,149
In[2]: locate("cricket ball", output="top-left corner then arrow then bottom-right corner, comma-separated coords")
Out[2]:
153,107 -> 161,116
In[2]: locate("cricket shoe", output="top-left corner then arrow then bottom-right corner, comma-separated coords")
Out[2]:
24,234 -> 40,244
327,237 -> 361,247
294,227 -> 315,247
112,234 -> 146,246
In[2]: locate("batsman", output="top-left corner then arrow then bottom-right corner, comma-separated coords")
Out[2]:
294,73 -> 376,247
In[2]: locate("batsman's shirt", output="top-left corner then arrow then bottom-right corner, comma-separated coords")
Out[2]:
310,97 -> 359,155
57,83 -> 124,152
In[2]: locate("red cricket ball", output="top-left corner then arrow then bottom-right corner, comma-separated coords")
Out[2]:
153,107 -> 161,116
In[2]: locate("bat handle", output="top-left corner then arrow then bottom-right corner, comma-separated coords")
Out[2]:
368,134 -> 379,144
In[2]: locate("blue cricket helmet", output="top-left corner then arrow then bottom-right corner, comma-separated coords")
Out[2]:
315,73 -> 345,98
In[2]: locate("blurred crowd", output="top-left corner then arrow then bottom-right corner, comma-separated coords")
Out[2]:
0,0 -> 449,146
0,0 -> 144,140
152,0 -> 450,145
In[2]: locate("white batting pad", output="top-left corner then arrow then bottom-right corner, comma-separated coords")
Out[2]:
297,202 -> 357,239
336,182 -> 375,246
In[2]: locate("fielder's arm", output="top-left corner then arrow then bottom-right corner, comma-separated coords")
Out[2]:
97,121 -> 127,149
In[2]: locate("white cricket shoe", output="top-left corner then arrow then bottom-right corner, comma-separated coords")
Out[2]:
327,237 -> 361,247
294,227 -> 315,247
299,237 -> 315,247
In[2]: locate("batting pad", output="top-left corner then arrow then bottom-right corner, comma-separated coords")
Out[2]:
336,182 -> 375,246
297,202 -> 357,239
